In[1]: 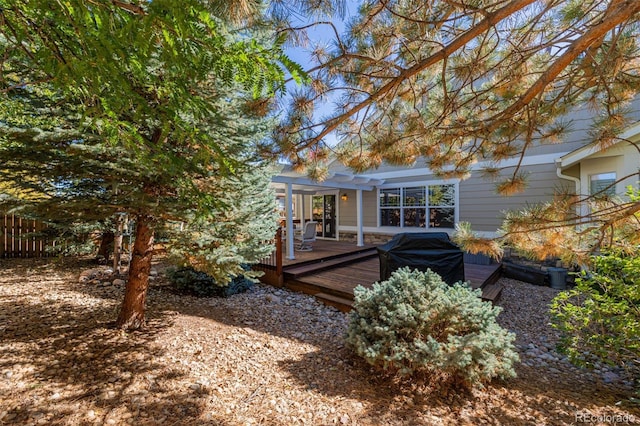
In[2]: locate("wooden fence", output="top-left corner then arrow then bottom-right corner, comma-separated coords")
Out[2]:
253,228 -> 283,287
0,215 -> 52,258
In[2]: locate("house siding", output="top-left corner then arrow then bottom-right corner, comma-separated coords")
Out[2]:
578,143 -> 639,197
459,163 -> 574,232
322,100 -> 640,239
335,163 -> 575,234
338,189 -> 378,227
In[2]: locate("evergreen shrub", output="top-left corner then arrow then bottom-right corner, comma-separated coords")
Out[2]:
167,266 -> 254,298
345,267 -> 519,388
551,249 -> 639,384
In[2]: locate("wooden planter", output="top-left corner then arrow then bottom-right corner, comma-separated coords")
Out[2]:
503,262 -> 547,286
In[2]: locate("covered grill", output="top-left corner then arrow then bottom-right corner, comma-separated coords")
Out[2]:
377,233 -> 465,285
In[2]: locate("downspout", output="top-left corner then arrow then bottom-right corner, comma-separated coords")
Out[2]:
555,159 -> 588,273
556,158 -> 584,220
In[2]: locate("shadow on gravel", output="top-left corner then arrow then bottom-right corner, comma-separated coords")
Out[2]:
136,284 -> 639,425
156,283 -> 639,425
274,342 -> 639,425
0,260 -> 238,425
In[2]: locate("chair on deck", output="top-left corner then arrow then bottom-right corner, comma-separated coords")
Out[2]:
296,221 -> 317,251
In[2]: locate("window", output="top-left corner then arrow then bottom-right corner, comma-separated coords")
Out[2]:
428,185 -> 455,228
379,188 -> 401,226
590,172 -> 616,198
379,184 -> 456,228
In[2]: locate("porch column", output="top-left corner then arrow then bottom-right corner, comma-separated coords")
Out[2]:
300,194 -> 306,230
356,189 -> 364,247
286,182 -> 295,260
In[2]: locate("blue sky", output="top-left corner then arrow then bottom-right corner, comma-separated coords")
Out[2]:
283,3 -> 358,148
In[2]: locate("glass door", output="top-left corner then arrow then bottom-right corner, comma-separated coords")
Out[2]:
312,195 -> 336,238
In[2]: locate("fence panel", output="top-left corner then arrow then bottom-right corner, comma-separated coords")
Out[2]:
0,215 -> 51,258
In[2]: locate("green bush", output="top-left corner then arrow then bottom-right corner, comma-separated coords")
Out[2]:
167,266 -> 254,298
551,249 -> 640,382
346,267 -> 519,388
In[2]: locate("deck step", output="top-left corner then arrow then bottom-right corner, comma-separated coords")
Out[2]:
315,292 -> 353,312
485,264 -> 503,288
284,249 -> 377,279
481,282 -> 503,303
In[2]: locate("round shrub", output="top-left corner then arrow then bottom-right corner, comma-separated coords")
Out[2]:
345,267 -> 519,388
167,266 -> 254,298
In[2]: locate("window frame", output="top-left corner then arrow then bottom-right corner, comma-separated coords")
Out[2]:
378,180 -> 459,229
589,172 -> 617,198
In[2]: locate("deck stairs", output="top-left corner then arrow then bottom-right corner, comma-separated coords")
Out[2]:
284,248 -> 377,279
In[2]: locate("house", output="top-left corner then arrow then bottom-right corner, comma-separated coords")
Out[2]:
271,105 -> 640,260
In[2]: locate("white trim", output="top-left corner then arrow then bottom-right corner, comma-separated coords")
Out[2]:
273,166 -> 384,191
378,178 -> 460,189
555,159 -> 585,218
356,189 -> 364,246
285,183 -> 295,260
273,188 -> 317,195
272,175 -> 379,191
339,225 -> 456,233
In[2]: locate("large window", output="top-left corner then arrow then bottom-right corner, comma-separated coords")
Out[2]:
379,184 -> 456,228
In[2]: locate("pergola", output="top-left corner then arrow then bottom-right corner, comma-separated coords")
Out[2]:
271,165 -> 385,260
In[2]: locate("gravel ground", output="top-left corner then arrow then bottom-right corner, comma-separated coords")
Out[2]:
0,257 -> 638,425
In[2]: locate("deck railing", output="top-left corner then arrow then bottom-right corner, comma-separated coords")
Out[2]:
254,228 -> 283,286
1,214 -> 52,258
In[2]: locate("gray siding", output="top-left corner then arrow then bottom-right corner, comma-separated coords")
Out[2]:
459,163 -> 574,232
338,189 -> 356,226
338,189 -> 378,227
329,99 -> 639,235
337,164 -> 574,233
524,102 -> 638,156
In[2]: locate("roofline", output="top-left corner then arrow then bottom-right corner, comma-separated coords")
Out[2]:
558,121 -> 640,169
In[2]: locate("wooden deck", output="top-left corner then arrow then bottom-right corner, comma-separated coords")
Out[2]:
280,239 -> 376,267
293,257 -> 500,294
259,240 -> 504,312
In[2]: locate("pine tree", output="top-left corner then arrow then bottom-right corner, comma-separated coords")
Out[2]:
269,0 -> 640,259
275,1 -> 640,175
0,1 -> 289,329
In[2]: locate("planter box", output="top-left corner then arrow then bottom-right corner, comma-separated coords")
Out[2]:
503,262 -> 547,286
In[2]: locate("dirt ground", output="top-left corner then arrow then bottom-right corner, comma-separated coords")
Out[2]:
0,257 -> 638,425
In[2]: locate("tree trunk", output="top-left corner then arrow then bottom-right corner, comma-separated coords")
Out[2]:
113,214 -> 125,274
96,231 -> 114,260
116,214 -> 154,329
